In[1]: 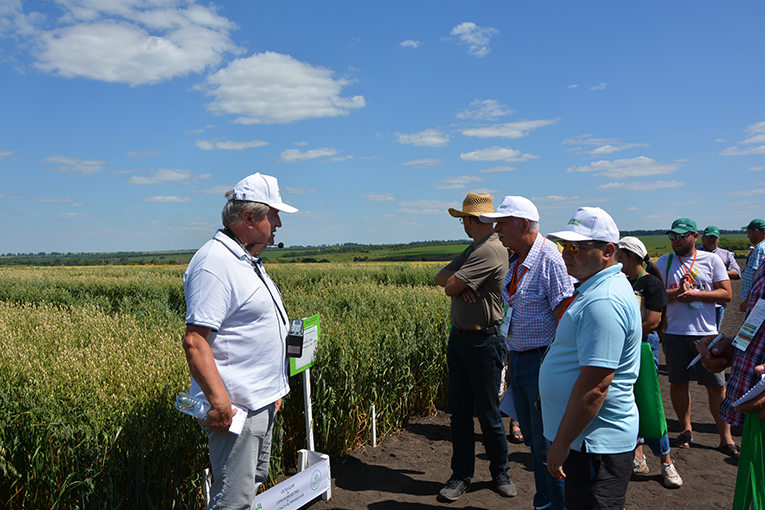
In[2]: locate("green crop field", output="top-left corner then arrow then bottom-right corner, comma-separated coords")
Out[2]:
0,263 -> 451,509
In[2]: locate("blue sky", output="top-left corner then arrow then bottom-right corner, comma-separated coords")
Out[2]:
1,1 -> 764,254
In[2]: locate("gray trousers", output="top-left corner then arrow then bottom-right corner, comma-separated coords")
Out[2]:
207,402 -> 276,510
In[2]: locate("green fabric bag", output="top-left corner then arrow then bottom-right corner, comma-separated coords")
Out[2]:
732,410 -> 765,510
633,342 -> 668,439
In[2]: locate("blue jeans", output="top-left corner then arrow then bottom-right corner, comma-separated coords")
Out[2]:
715,305 -> 725,332
640,434 -> 671,457
644,331 -> 660,372
509,349 -> 567,510
447,326 -> 509,482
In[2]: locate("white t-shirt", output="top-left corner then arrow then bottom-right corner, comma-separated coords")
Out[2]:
184,231 -> 290,411
658,249 -> 729,335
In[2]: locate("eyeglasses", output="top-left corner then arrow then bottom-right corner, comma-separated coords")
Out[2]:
556,240 -> 604,256
668,232 -> 692,241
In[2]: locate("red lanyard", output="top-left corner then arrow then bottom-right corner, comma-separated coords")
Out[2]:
556,291 -> 579,324
678,250 -> 697,279
507,263 -> 528,300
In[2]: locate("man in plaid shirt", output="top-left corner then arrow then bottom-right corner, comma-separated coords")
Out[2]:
740,219 -> 765,312
480,196 -> 575,510
699,264 -> 765,425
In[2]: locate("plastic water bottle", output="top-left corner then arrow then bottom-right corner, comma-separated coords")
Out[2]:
175,392 -> 210,420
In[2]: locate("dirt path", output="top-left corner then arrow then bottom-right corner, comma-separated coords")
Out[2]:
304,277 -> 748,509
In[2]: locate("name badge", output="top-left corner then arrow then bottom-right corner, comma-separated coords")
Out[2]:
501,306 -> 513,336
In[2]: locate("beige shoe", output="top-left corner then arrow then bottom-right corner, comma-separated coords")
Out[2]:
632,456 -> 649,474
662,461 -> 683,488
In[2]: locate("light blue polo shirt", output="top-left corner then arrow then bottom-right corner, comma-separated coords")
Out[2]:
539,263 -> 641,454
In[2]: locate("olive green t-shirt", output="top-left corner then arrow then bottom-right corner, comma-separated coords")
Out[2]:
446,233 -> 509,330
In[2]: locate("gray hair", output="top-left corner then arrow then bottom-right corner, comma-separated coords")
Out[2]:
221,190 -> 269,228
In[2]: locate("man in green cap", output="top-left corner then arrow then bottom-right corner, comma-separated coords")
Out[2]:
656,218 -> 737,458
697,226 -> 740,330
741,219 -> 765,310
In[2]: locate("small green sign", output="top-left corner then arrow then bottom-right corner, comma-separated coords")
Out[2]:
289,314 -> 320,376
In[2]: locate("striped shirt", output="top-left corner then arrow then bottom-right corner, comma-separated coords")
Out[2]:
503,234 -> 575,351
741,239 -> 765,300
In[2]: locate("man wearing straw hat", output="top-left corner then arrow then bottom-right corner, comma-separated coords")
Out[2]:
183,173 -> 298,509
435,192 -> 516,501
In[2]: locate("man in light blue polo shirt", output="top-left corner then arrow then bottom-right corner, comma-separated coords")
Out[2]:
540,207 -> 641,510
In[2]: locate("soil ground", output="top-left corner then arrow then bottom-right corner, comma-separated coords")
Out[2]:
304,275 -> 749,509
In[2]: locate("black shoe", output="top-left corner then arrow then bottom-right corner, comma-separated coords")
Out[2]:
493,471 -> 517,497
438,478 -> 468,501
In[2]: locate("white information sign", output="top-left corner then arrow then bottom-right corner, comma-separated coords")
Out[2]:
252,450 -> 330,510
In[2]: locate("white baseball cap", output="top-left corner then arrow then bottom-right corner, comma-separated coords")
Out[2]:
618,236 -> 648,260
547,207 -> 619,243
229,173 -> 298,214
479,196 -> 540,223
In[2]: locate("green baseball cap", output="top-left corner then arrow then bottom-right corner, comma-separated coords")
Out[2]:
703,226 -> 720,238
743,219 -> 765,231
667,218 -> 697,235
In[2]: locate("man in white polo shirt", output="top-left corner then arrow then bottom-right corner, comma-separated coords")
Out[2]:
182,173 -> 298,509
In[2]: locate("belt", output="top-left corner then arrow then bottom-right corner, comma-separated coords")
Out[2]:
453,324 -> 501,339
515,346 -> 547,354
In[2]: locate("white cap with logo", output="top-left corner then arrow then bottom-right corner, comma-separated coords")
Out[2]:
229,173 -> 298,214
547,207 -> 619,243
479,196 -> 540,223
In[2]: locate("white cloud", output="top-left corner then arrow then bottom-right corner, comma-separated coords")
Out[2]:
456,100 -> 514,120
36,197 -> 75,202
126,149 -> 162,159
0,149 -> 15,159
0,193 -> 22,200
400,40 -> 421,48
398,199 -> 452,215
460,146 -> 540,162
57,212 -> 90,218
329,155 -> 354,162
566,156 -> 681,179
568,84 -> 579,89
589,143 -> 649,155
729,188 -> 765,196
462,119 -> 558,139
41,155 -> 109,175
143,196 -> 192,202
285,186 -> 316,194
279,148 -> 338,163
202,52 -> 365,124
479,166 -> 516,173
127,168 -> 193,185
750,166 -> 764,172
23,1 -> 240,85
450,22 -> 498,57
401,158 -> 443,168
590,82 -> 607,90
195,138 -> 271,150
361,193 -> 395,202
596,180 -> 685,192
293,141 -> 309,146
563,134 -> 647,155
719,121 -> 765,156
395,129 -> 450,147
195,184 -> 233,195
432,175 -> 483,190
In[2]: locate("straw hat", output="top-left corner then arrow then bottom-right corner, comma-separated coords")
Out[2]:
448,192 -> 495,218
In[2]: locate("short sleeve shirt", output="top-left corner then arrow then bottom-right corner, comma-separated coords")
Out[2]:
629,273 -> 667,324
184,231 -> 290,411
503,234 -> 575,351
447,233 -> 508,330
539,264 -> 642,454
657,250 -> 729,336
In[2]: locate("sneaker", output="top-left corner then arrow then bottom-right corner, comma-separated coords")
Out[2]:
662,461 -> 683,488
632,456 -> 649,474
439,478 -> 468,501
493,471 -> 517,497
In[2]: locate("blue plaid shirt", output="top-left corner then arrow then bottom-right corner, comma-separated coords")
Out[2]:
503,234 -> 575,351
